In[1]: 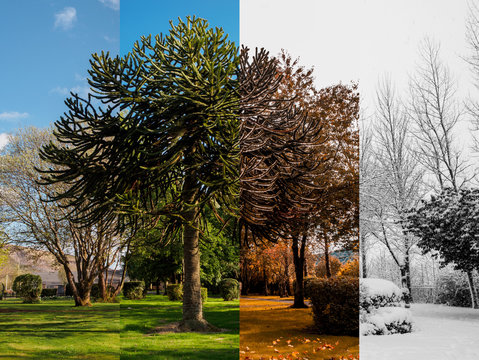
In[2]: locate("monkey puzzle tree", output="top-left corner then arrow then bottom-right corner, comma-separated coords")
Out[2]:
40,17 -> 239,330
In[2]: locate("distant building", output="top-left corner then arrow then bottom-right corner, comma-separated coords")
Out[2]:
0,245 -> 125,294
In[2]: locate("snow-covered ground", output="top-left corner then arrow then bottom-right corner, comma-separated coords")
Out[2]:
361,303 -> 479,360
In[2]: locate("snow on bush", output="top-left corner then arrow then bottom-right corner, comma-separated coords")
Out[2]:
360,278 -> 414,336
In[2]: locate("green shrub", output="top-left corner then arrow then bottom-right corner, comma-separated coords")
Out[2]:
0,283 -> 5,300
12,274 -> 43,303
41,288 -> 57,298
219,278 -> 239,301
166,284 -> 183,301
123,281 -> 145,300
309,277 -> 359,336
166,284 -> 207,303
201,287 -> 208,303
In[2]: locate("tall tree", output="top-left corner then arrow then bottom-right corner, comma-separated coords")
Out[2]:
40,17 -> 239,330
240,49 -> 359,308
367,77 -> 423,299
0,128 -> 125,306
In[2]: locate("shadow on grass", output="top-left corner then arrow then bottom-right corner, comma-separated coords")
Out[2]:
121,347 -> 238,360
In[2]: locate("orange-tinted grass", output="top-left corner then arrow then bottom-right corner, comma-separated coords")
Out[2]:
240,297 -> 359,360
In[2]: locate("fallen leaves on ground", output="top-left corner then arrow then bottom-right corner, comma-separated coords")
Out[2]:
240,297 -> 359,360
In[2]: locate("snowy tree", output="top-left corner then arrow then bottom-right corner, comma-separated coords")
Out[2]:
404,188 -> 479,308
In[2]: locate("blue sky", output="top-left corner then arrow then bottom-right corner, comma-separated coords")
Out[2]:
0,0 -> 238,148
120,0 -> 239,56
0,1 -> 119,146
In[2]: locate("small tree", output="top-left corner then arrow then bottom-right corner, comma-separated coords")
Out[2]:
405,188 -> 479,308
12,274 -> 42,303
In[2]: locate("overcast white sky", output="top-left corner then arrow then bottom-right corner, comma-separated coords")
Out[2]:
241,0 -> 476,117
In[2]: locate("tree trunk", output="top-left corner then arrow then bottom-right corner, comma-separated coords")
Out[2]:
179,175 -> 216,331
360,232 -> 367,278
325,237 -> 331,278
466,270 -> 479,309
291,233 -> 308,308
263,267 -> 269,296
98,268 -> 108,301
404,251 -> 412,302
64,265 -> 92,307
400,265 -> 410,308
156,278 -> 160,295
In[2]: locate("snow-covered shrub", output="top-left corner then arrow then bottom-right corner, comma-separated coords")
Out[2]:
309,277 -> 359,336
360,278 -> 408,312
360,278 -> 414,336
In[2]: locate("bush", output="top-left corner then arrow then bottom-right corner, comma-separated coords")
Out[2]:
0,283 -> 5,300
166,284 -> 208,303
360,278 -> 407,312
41,288 -> 57,298
166,284 -> 183,301
292,276 -> 316,299
314,256 -> 342,278
309,277 -> 359,336
12,274 -> 42,303
338,257 -> 359,278
360,278 -> 414,336
201,287 -> 208,303
435,274 -> 476,308
219,278 -> 239,301
123,281 -> 145,300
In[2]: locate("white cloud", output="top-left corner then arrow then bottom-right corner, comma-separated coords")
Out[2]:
103,35 -> 118,43
99,0 -> 119,11
0,133 -> 9,150
49,85 -> 91,98
54,7 -> 77,30
0,112 -> 29,121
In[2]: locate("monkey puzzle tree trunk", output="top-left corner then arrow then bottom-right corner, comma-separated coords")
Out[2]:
179,175 -> 216,331
291,233 -> 308,308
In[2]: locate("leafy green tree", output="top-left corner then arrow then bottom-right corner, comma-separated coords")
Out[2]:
40,17 -> 239,330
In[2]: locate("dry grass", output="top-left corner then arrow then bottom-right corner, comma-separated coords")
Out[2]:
240,297 -> 359,360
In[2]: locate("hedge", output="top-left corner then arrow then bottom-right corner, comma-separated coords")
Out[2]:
219,278 -> 239,301
309,277 -> 359,336
166,284 -> 183,301
166,284 -> 208,303
12,274 -> 43,303
123,281 -> 145,300
41,288 -> 57,298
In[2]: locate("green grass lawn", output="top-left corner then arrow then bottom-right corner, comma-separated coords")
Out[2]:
120,295 -> 239,360
0,295 -> 239,360
0,297 -> 120,359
